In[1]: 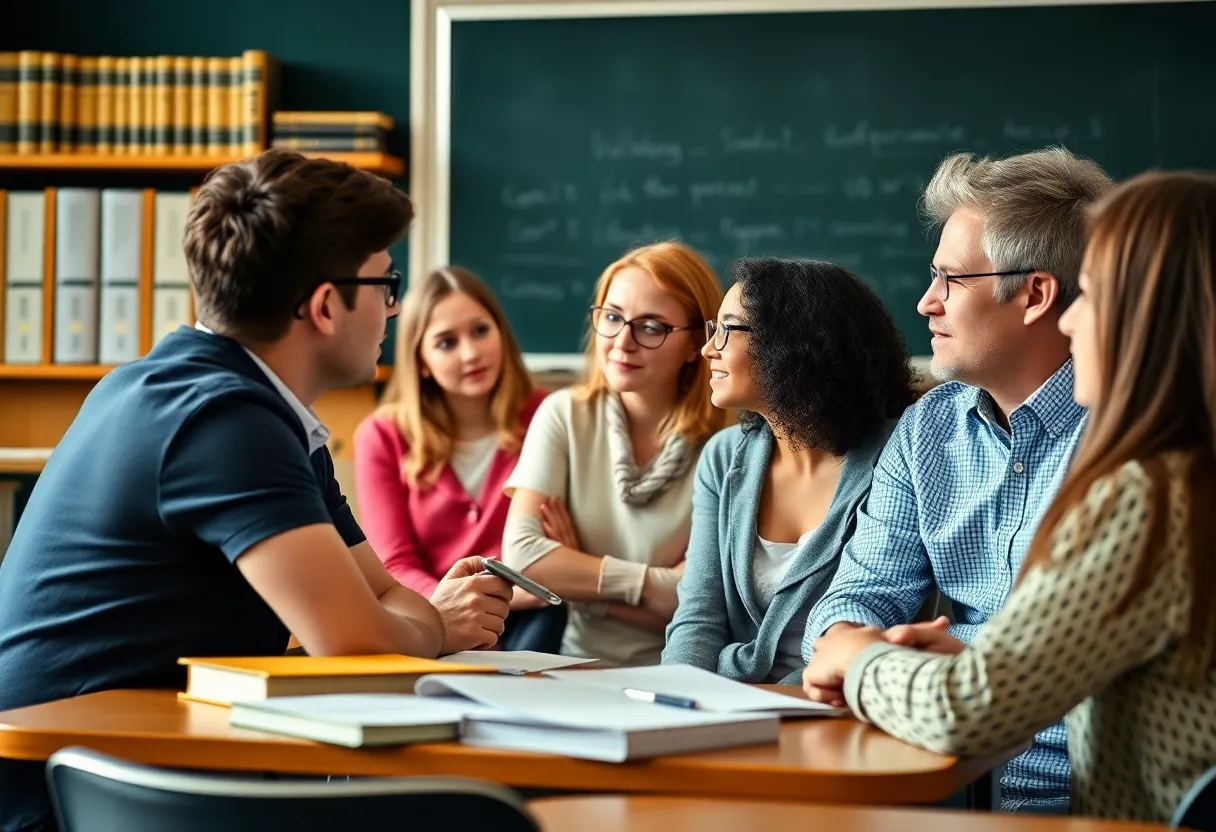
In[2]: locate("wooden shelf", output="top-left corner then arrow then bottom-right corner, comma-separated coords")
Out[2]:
0,363 -> 393,382
0,152 -> 405,177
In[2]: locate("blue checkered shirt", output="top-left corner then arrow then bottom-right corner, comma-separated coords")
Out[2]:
804,360 -> 1086,803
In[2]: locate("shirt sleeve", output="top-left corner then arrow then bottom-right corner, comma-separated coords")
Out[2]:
312,444 -> 366,548
803,418 -> 933,657
845,460 -> 1181,757
353,417 -> 438,597
159,399 -> 339,563
662,446 -> 730,672
501,394 -> 569,571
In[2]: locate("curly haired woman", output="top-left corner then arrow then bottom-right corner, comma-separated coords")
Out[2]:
662,257 -> 916,684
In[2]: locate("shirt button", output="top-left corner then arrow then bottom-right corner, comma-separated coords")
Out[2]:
1013,461 -> 1025,474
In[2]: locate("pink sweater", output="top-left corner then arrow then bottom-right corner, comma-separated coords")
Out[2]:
353,390 -> 547,597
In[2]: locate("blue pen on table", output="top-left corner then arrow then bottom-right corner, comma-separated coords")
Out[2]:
622,688 -> 701,709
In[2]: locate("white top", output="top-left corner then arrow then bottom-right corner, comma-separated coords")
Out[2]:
752,532 -> 813,682
194,321 -> 330,455
450,434 -> 498,498
502,388 -> 697,667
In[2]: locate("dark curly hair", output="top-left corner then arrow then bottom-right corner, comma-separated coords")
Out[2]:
735,257 -> 916,455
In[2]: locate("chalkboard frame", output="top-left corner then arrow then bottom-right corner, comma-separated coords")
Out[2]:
409,0 -> 1191,371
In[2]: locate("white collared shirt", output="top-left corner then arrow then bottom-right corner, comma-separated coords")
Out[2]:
194,322 -> 331,456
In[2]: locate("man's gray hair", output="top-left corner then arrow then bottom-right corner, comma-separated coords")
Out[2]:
920,146 -> 1113,307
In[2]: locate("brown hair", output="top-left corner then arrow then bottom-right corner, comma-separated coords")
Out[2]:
1020,171 -> 1216,678
376,266 -> 533,488
184,149 -> 414,341
573,241 -> 730,447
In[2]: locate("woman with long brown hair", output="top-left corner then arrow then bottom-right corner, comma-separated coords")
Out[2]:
802,171 -> 1216,821
354,266 -> 553,648
502,241 -> 730,666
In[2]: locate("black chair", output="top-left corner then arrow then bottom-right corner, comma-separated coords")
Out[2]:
46,746 -> 542,832
1174,765 -> 1216,831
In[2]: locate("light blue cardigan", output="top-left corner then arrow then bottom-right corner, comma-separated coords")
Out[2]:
662,420 -> 892,685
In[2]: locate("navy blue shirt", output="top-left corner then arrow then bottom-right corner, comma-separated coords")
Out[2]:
0,327 -> 365,831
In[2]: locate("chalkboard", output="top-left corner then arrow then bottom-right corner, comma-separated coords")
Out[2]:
447,1 -> 1216,357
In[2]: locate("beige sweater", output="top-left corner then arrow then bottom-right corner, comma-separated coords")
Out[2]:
845,453 -> 1216,822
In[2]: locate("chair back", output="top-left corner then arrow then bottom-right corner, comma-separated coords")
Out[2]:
47,746 -> 541,832
1174,765 -> 1216,831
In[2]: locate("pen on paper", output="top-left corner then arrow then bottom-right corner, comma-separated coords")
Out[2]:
622,688 -> 701,709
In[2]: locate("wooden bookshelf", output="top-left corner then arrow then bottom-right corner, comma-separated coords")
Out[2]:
0,152 -> 405,177
0,363 -> 393,382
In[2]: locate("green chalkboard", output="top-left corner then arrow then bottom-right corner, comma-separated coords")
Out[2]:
449,2 -> 1216,356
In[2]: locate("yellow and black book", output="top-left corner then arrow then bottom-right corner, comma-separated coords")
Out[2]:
271,136 -> 382,152
170,56 -> 189,155
113,56 -> 130,154
57,54 -> 78,153
272,110 -> 395,131
141,56 -> 156,155
240,49 -> 279,156
74,56 -> 98,154
188,55 -> 207,156
226,55 -> 243,157
128,56 -> 145,154
205,56 -> 226,155
0,53 -> 17,154
38,51 -> 59,154
95,55 -> 115,154
152,55 -> 172,156
16,51 -> 40,155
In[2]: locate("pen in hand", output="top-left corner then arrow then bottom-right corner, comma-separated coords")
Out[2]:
622,688 -> 701,709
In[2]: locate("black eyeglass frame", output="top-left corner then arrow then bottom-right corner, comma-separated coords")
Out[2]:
928,265 -> 1036,301
704,319 -> 753,351
588,305 -> 696,349
292,271 -> 403,319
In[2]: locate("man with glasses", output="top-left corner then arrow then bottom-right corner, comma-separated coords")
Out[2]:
801,147 -> 1113,814
0,151 -> 511,832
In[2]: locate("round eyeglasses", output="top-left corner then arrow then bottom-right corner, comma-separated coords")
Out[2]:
589,306 -> 695,349
704,319 -> 753,351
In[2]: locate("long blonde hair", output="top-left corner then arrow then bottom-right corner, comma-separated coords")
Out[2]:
572,241 -> 729,447
377,266 -> 533,487
1020,171 -> 1216,678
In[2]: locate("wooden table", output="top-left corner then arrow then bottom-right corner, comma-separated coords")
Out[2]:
528,796 -> 1180,832
0,689 -> 1013,805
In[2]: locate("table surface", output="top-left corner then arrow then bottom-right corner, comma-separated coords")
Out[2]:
0,687 -> 1017,804
527,796 -> 1182,832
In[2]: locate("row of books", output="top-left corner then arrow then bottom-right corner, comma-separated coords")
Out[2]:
271,111 -> 394,154
1,188 -> 193,365
0,50 -> 279,157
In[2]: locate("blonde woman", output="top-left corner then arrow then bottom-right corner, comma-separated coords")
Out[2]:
354,266 -> 553,648
804,171 -> 1216,822
503,241 -> 730,666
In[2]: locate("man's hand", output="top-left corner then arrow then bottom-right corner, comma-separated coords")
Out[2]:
429,556 -> 512,653
802,624 -> 885,707
882,616 -> 966,654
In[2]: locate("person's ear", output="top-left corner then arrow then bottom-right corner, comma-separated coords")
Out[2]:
300,283 -> 340,336
1023,271 -> 1061,326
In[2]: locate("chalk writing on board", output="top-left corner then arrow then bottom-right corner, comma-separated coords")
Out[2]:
793,217 -> 823,238
1002,119 -> 1073,143
501,182 -> 578,210
502,253 -> 587,268
508,218 -> 561,244
885,273 -> 925,295
642,176 -> 681,200
690,178 -> 760,207
828,219 -> 910,239
600,179 -> 635,204
590,130 -> 683,167
720,126 -> 804,155
594,219 -> 683,248
773,183 -> 831,197
501,275 -> 564,303
823,120 -> 967,157
720,218 -> 786,254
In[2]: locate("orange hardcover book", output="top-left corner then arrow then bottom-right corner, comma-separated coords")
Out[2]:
177,654 -> 496,707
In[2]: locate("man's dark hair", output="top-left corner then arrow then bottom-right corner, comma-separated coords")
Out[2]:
735,257 -> 916,455
184,149 -> 415,341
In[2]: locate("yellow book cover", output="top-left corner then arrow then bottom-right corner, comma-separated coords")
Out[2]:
240,49 -> 279,156
152,55 -> 172,156
141,57 -> 157,155
16,51 -> 40,155
128,56 -> 145,154
170,56 -> 189,155
75,57 -> 98,154
0,53 -> 17,154
113,57 -> 130,155
38,52 -> 59,154
57,54 -> 78,153
272,111 -> 395,131
205,56 -> 226,155
226,56 -> 243,157
95,56 -> 115,154
188,55 -> 207,156
0,189 -> 6,362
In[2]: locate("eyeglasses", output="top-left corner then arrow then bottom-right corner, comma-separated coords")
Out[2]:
293,270 -> 403,319
589,306 -> 695,349
704,319 -> 753,351
929,265 -> 1034,302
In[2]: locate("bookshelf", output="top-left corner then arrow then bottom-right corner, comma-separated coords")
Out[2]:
0,152 -> 405,177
